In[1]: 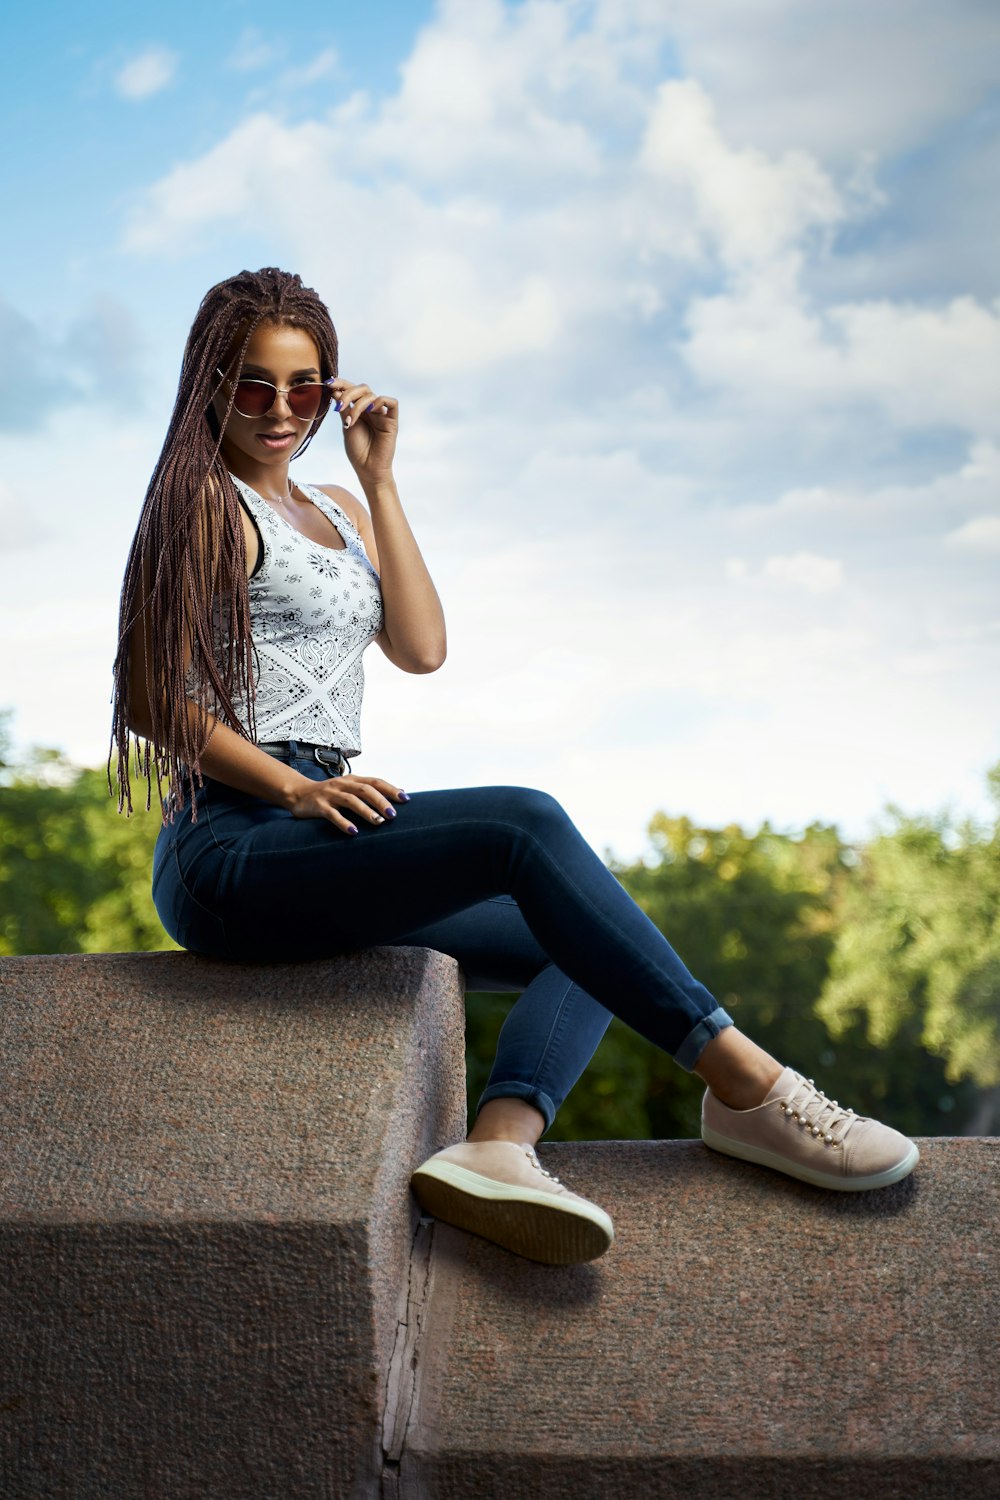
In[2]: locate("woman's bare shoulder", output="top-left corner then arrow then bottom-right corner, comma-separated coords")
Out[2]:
311,483 -> 378,570
312,483 -> 369,526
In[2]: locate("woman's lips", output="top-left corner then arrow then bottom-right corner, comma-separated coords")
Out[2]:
257,432 -> 297,450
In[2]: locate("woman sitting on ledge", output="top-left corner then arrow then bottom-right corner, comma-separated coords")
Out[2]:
109,267 -> 918,1266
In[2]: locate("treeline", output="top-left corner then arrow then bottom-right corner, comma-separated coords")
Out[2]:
2,713 -> 997,1141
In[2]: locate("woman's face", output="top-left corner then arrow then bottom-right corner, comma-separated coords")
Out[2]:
212,319 -> 325,473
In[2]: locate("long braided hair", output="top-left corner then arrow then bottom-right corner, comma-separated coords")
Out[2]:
108,267 -> 339,823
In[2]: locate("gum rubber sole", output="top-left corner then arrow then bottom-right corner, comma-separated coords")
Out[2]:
410,1162 -> 615,1265
701,1126 -> 920,1192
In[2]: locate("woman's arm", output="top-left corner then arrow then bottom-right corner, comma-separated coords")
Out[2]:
124,488 -> 404,833
323,380 -> 447,675
128,645 -> 405,832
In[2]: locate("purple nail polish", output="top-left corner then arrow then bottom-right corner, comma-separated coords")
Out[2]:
334,400 -> 342,411
366,403 -> 374,412
397,791 -> 410,802
383,805 -> 396,819
345,823 -> 358,835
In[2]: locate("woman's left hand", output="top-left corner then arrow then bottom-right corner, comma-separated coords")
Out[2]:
332,379 -> 398,487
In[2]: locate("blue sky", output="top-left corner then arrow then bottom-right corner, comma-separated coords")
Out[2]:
6,2 -> 429,323
2,0 -> 999,859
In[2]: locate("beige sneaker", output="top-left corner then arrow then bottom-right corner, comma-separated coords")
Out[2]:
410,1141 -> 615,1264
702,1066 -> 919,1191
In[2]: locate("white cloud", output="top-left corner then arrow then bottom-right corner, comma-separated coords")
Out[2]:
945,516 -> 1000,555
345,1 -> 604,186
0,480 -> 50,551
761,552 -> 844,593
722,551 -> 847,593
119,9 -> 1000,452
641,0 -> 1000,163
640,79 -> 845,266
114,46 -> 178,102
383,254 -> 561,374
64,1 -> 999,851
681,271 -> 1000,438
122,113 -> 335,251
3,392 -> 997,857
830,294 -> 1000,434
733,441 -> 1000,540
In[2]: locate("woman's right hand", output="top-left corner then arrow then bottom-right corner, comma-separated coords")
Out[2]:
286,773 -> 408,835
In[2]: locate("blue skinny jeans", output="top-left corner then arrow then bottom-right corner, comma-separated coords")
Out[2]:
151,745 -> 733,1133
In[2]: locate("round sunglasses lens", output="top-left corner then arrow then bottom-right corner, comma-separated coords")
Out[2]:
287,384 -> 328,421
233,380 -> 275,418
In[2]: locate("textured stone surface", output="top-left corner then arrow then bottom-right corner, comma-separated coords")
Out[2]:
0,948 -> 466,1500
402,1137 -> 999,1499
4,953 -> 997,1498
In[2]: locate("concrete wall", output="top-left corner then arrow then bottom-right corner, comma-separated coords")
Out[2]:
1,951 -> 997,1499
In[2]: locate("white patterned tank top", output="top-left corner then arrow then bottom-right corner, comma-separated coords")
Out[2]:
208,472 -> 384,755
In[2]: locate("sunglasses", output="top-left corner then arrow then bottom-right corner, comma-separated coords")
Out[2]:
216,367 -> 337,422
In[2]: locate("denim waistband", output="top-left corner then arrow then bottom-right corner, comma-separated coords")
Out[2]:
257,739 -> 350,773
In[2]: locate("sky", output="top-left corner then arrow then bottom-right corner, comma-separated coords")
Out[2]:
2,0 -> 999,861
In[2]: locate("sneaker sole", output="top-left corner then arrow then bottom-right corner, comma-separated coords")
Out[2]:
410,1161 -> 615,1265
701,1126 -> 920,1192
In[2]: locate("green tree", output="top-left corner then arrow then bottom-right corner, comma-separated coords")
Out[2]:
469,814 -> 844,1140
817,765 -> 1000,1122
468,806 -> 984,1141
0,724 -> 173,957
599,814 -> 856,1140
3,708 -> 992,1138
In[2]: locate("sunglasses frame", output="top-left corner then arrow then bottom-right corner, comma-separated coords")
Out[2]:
215,367 -> 337,423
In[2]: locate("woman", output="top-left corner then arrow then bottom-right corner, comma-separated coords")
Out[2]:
110,267 -> 918,1266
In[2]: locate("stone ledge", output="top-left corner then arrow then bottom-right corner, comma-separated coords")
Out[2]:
402,1136 -> 999,1499
3,952 -> 997,1499
0,948 -> 466,1500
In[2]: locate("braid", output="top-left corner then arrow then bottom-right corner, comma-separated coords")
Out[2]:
108,268 -> 339,823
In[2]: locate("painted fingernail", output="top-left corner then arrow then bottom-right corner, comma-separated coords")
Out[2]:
366,403 -> 374,412
343,415 -> 351,428
334,400 -> 342,412
371,813 -> 385,824
397,791 -> 410,802
383,805 -> 397,819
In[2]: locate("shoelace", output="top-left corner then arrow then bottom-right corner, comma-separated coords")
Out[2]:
779,1073 -> 858,1148
521,1144 -> 566,1187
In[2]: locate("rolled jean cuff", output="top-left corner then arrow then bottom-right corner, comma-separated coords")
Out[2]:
476,1079 -> 558,1135
673,1006 -> 734,1072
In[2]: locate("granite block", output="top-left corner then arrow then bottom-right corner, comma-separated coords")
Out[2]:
401,1137 -> 999,1499
0,948 -> 466,1500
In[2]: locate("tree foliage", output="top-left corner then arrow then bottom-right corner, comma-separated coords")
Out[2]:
0,714 -> 172,957
817,796 -> 1000,1088
470,791 -> 995,1140
1,709 -> 995,1138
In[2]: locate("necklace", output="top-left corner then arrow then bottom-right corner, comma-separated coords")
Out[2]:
270,477 -> 295,505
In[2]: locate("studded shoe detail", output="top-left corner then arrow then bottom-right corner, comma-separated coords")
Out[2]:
701,1066 -> 919,1191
